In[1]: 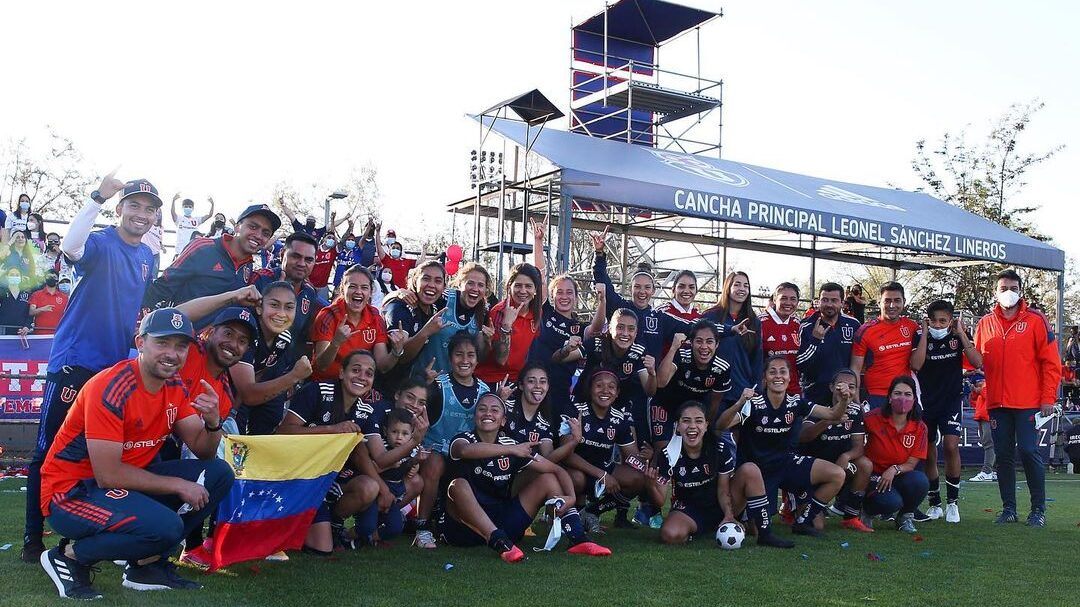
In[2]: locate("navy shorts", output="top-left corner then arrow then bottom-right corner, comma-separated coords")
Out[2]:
923,399 -> 962,440
671,501 -> 723,536
437,483 -> 533,547
760,454 -> 816,513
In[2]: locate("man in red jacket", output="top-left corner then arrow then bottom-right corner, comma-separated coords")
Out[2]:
973,269 -> 1060,528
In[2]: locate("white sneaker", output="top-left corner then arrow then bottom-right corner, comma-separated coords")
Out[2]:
945,502 -> 960,523
925,505 -> 944,520
412,530 -> 437,549
264,550 -> 289,561
990,472 -> 998,481
967,471 -> 992,482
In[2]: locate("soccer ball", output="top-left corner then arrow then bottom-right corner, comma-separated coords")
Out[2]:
716,522 -> 745,550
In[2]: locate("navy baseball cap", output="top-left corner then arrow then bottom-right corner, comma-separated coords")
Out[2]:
139,308 -> 195,341
211,306 -> 258,337
119,179 -> 163,206
237,203 -> 282,232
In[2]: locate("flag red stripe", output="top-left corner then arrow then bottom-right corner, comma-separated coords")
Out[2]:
208,509 -> 318,571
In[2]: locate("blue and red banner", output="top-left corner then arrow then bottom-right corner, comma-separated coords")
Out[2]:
0,335 -> 52,422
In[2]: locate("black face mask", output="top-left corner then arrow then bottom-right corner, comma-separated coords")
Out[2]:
45,277 -> 58,287
213,221 -> 225,229
306,220 -> 316,228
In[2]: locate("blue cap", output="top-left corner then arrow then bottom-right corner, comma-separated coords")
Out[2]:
119,179 -> 163,206
237,203 -> 282,232
139,308 -> 195,341
211,306 -> 258,337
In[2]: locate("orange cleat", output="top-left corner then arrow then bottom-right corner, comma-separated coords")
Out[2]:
500,545 -> 525,563
840,517 -> 875,533
567,541 -> 612,557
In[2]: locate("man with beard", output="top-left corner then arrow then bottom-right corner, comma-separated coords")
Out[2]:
250,232 -> 323,357
37,309 -> 233,600
797,282 -> 862,405
23,171 -> 162,562
143,203 -> 280,329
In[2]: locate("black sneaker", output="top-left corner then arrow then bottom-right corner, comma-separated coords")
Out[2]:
39,546 -> 103,600
994,509 -> 1019,524
912,508 -> 932,523
122,559 -> 202,591
791,522 -> 823,538
1026,510 -> 1046,528
757,532 -> 795,549
21,536 -> 46,563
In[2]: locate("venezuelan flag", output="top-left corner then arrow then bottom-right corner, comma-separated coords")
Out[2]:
209,433 -> 362,570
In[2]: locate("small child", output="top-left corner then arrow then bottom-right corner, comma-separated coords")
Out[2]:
354,408 -> 425,545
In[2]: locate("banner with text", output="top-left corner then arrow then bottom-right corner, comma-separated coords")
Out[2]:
0,336 -> 51,422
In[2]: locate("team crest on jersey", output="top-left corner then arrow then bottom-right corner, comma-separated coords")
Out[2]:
844,419 -> 853,430
302,298 -> 310,315
949,338 -> 959,350
646,316 -> 658,332
703,463 -> 711,475
900,326 -> 910,338
784,412 -> 794,425
105,489 -> 129,499
760,416 -> 768,425
842,326 -> 854,340
363,328 -> 376,343
781,334 -> 788,342
623,362 -> 633,375
60,387 -> 77,403
141,263 -> 149,281
166,405 -> 177,426
322,412 -> 332,422
497,456 -> 511,471
242,266 -> 252,282
705,376 -> 715,388
265,354 -> 278,367
171,313 -> 184,329
571,324 -> 580,335
902,434 -> 916,449
1015,321 -> 1028,334
678,467 -> 686,476
607,427 -> 616,440
792,331 -> 801,346
528,431 -> 540,443
231,442 -> 250,476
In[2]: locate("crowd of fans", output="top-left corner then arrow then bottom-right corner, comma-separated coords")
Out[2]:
8,173 -> 1074,601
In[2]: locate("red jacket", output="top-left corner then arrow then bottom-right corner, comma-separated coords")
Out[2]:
974,300 -> 1061,410
759,308 -> 801,395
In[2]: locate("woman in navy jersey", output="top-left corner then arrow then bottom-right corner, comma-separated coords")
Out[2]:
526,275 -> 606,402
715,356 -> 848,539
654,320 -> 734,447
504,363 -> 582,465
437,393 -> 611,561
659,401 -> 794,548
659,270 -> 702,321
703,272 -> 764,414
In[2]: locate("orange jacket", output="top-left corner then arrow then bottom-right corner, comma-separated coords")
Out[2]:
974,300 -> 1061,410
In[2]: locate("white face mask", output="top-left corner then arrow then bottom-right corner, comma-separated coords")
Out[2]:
997,290 -> 1021,309
928,327 -> 950,340
381,271 -> 394,283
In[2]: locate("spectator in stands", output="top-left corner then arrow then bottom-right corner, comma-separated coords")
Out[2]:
332,228 -> 363,295
1062,358 -> 1079,409
281,204 -> 349,240
0,202 -> 6,238
843,283 -> 867,324
28,270 -> 68,334
41,232 -> 62,276
0,267 -> 32,335
357,219 -> 378,268
2,230 -> 40,289
142,206 -> 164,268
309,232 -> 338,300
27,213 -> 47,251
372,266 -> 398,310
22,172 -> 162,563
6,193 -> 33,234
379,229 -> 422,289
206,212 -> 232,238
171,193 -> 215,252
143,203 -> 280,329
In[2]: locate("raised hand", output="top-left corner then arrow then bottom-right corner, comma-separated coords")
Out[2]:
731,318 -> 755,336
332,323 -> 354,346
232,284 -> 262,307
643,355 -> 656,375
480,324 -> 496,341
738,386 -> 757,403
421,308 -> 448,336
172,192 -> 181,203
565,335 -> 583,350
952,316 -> 966,336
812,315 -> 828,340
388,322 -> 408,351
508,441 -> 539,459
411,408 -> 430,441
671,332 -> 687,347
191,380 -> 221,426
496,374 -> 515,400
592,283 -> 606,301
569,414 -> 583,443
291,355 -> 313,380
503,296 -> 529,327
97,167 -> 126,201
920,317 -> 929,335
529,217 -> 546,242
423,359 -> 438,384
590,226 -> 610,253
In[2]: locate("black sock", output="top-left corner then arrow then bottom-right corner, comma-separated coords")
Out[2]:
487,528 -> 512,553
747,495 -> 772,533
561,508 -> 587,545
615,506 -> 629,520
928,477 -> 941,507
415,518 -> 429,531
946,476 -> 960,503
843,491 -> 865,518
796,497 -> 828,525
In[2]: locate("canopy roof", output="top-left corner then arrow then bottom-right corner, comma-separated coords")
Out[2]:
476,116 -> 1065,272
573,0 -> 720,46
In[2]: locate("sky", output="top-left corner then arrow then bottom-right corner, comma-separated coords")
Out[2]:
2,0 -> 1077,289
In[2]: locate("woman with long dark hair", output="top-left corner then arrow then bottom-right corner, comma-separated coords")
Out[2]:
862,375 -> 930,533
525,274 -> 606,405
704,271 -> 763,428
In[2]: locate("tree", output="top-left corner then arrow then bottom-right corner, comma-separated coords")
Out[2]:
0,127 -> 96,221
907,100 -> 1073,322
269,164 -> 380,236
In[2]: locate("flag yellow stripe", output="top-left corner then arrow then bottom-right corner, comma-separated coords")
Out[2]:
223,433 -> 362,481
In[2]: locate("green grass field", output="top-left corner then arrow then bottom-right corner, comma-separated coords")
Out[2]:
0,473 -> 1075,607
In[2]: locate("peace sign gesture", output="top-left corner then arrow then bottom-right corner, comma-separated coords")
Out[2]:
591,226 -> 609,253
730,318 -> 755,336
496,374 -> 515,400
97,167 -> 126,201
529,216 -> 547,243
388,321 -> 408,350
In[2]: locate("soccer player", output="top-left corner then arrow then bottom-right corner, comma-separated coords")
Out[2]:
560,370 -> 657,532
249,232 -> 322,358
277,350 -> 384,554
312,265 -> 407,379
850,282 -> 919,409
863,376 -> 930,533
38,309 -> 233,600
654,321 -> 733,444
408,262 -> 493,376
143,203 -> 280,328
381,260 -> 447,392
702,272 -> 763,429
659,401 -> 794,548
659,270 -> 702,321
170,193 -> 214,252
760,282 -> 802,395
798,369 -> 874,532
974,269 -> 1060,527
23,171 -> 161,562
229,281 -> 313,435
714,356 -> 847,538
412,331 -> 496,549
797,282 -> 862,404
525,276 -> 606,402
504,363 -> 582,464
910,300 -> 982,523
438,393 -> 611,561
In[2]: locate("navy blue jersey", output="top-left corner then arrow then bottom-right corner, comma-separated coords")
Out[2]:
654,348 -> 733,413
503,397 -> 554,445
571,335 -> 647,415
380,298 -> 438,393
527,301 -> 587,402
701,310 -> 762,404
379,440 -> 419,483
48,226 -> 156,373
143,235 -> 253,330
250,268 -> 322,352
670,441 -> 736,512
291,219 -> 327,241
234,325 -> 295,435
800,400 -> 867,462
568,402 -> 635,471
592,252 -> 692,358
737,394 -> 815,468
912,330 -> 965,410
286,380 -> 384,438
332,247 -> 363,287
448,431 -> 532,499
796,312 -> 862,404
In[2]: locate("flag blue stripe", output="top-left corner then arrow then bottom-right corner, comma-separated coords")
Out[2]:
216,473 -> 337,524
